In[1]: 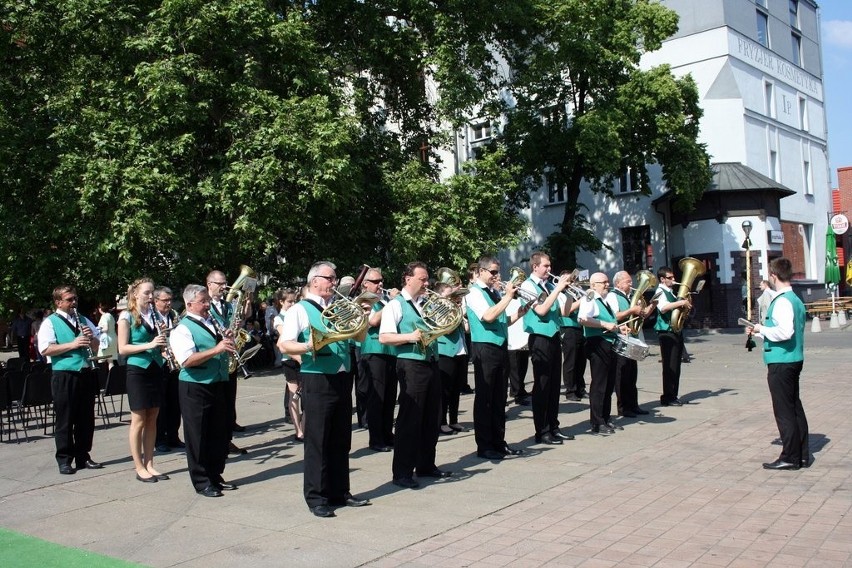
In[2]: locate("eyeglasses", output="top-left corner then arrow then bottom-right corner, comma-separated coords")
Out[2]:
156,297 -> 173,303
663,275 -> 674,280
592,281 -> 610,287
314,274 -> 337,282
208,281 -> 227,286
365,279 -> 384,284
481,268 -> 500,276
188,299 -> 211,306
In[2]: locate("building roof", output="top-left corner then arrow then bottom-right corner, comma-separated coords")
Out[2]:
653,162 -> 795,206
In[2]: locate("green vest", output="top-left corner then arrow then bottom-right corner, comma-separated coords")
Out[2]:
126,313 -> 165,369
522,278 -> 560,337
763,290 -> 805,364
178,317 -> 229,384
466,284 -> 507,346
360,302 -> 394,356
210,299 -> 232,328
613,289 -> 630,312
437,325 -> 465,357
298,300 -> 351,374
47,313 -> 89,371
394,295 -> 438,361
654,288 -> 677,332
583,297 -> 617,343
560,307 -> 581,329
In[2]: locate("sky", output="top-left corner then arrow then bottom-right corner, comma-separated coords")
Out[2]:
820,0 -> 852,187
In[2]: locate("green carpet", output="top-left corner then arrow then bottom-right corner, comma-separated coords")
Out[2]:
0,528 -> 144,567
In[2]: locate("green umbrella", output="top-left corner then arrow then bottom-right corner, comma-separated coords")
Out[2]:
825,224 -> 841,287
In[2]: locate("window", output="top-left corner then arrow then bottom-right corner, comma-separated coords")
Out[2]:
789,0 -> 799,29
546,175 -> 565,204
619,163 -> 640,193
756,10 -> 769,47
791,33 -> 801,66
798,97 -> 808,130
803,159 -> 813,195
469,121 -> 492,142
755,0 -> 767,7
769,150 -> 778,181
621,225 -> 652,274
764,81 -> 775,118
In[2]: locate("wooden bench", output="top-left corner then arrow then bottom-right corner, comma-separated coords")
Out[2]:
805,297 -> 852,318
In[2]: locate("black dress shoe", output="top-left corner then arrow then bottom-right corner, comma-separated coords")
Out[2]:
477,450 -> 505,460
662,399 -> 684,407
294,436 -> 305,444
418,468 -> 452,478
800,458 -> 811,468
439,426 -> 456,436
155,443 -> 172,453
59,465 -> 75,475
341,493 -> 370,507
605,422 -> 624,431
762,459 -> 800,471
620,411 -> 637,418
536,433 -> 563,445
551,430 -> 575,440
232,423 -> 246,432
197,485 -> 224,497
449,424 -> 469,432
514,397 -> 531,406
633,408 -> 650,415
136,473 -> 158,483
310,505 -> 335,517
392,477 -> 420,489
501,444 -> 524,456
370,444 -> 392,452
228,442 -> 247,455
217,482 -> 238,491
565,394 -> 581,402
81,460 -> 104,469
168,439 -> 186,448
591,424 -> 615,434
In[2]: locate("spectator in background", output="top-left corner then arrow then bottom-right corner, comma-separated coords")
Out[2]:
11,308 -> 34,361
96,300 -> 118,369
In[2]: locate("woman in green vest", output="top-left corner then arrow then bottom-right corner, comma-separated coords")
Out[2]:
118,277 -> 169,483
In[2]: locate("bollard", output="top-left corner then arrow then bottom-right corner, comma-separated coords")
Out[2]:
839,310 -> 848,326
830,312 -> 839,328
810,315 -> 822,333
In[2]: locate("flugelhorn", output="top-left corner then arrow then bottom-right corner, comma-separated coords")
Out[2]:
501,267 -> 546,305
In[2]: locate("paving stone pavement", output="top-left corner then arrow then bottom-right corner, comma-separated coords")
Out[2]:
1,326 -> 850,567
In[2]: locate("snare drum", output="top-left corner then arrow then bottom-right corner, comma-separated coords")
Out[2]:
613,335 -> 650,361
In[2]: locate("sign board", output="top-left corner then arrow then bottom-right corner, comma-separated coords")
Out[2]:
768,230 -> 785,244
830,213 -> 849,235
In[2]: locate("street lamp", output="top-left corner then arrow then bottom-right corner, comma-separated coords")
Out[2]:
742,220 -> 755,351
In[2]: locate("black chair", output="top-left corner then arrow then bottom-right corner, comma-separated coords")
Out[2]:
5,357 -> 23,371
0,373 -> 21,443
101,365 -> 128,424
20,370 -> 54,436
4,370 -> 27,442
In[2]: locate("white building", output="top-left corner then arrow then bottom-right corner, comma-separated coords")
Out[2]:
450,0 -> 831,327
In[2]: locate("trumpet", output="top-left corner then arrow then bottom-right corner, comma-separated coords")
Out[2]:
547,270 -> 593,301
499,267 -> 546,305
150,303 -> 180,372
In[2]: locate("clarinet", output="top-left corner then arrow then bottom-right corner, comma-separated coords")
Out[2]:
70,308 -> 99,370
150,304 -> 180,372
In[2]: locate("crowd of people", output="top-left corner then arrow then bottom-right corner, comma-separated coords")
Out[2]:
5,255 -> 808,517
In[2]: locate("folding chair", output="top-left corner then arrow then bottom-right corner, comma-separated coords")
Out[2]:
20,370 -> 54,436
102,365 -> 128,423
0,373 -> 21,443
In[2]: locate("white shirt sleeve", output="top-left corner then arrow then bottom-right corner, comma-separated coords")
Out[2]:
604,294 -> 620,315
37,317 -> 57,354
578,296 -> 600,320
759,296 -> 795,342
656,285 -> 674,312
169,322 -> 197,365
379,299 -> 404,334
280,304 -> 310,342
466,287 -> 490,320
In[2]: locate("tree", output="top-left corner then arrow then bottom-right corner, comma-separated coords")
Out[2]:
499,0 -> 712,269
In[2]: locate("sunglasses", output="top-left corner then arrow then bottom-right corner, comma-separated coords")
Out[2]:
365,279 -> 384,284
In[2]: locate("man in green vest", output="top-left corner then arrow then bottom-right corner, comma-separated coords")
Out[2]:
654,267 -> 690,406
745,257 -> 809,470
279,261 -> 371,517
37,285 -> 102,475
466,256 -> 529,460
610,271 -> 647,418
520,252 -> 574,445
169,284 -> 236,497
380,261 -> 449,488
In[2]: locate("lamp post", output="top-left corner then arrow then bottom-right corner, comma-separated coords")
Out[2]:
742,220 -> 755,351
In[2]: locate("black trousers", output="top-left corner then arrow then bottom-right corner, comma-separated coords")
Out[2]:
179,380 -> 229,491
302,371 -> 353,508
393,358 -> 441,480
227,371 -> 238,433
586,337 -> 616,426
51,369 -> 97,467
507,349 -> 529,400
156,368 -> 182,445
767,361 -> 809,463
658,331 -> 684,403
614,353 -> 638,414
529,333 -> 562,435
16,335 -> 31,360
560,327 -> 587,396
438,354 -> 466,426
471,343 -> 509,453
362,354 -> 397,447
352,347 -> 369,428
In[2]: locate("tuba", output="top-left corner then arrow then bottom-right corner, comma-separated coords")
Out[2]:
670,257 -> 707,332
310,288 -> 380,351
627,270 -> 658,335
